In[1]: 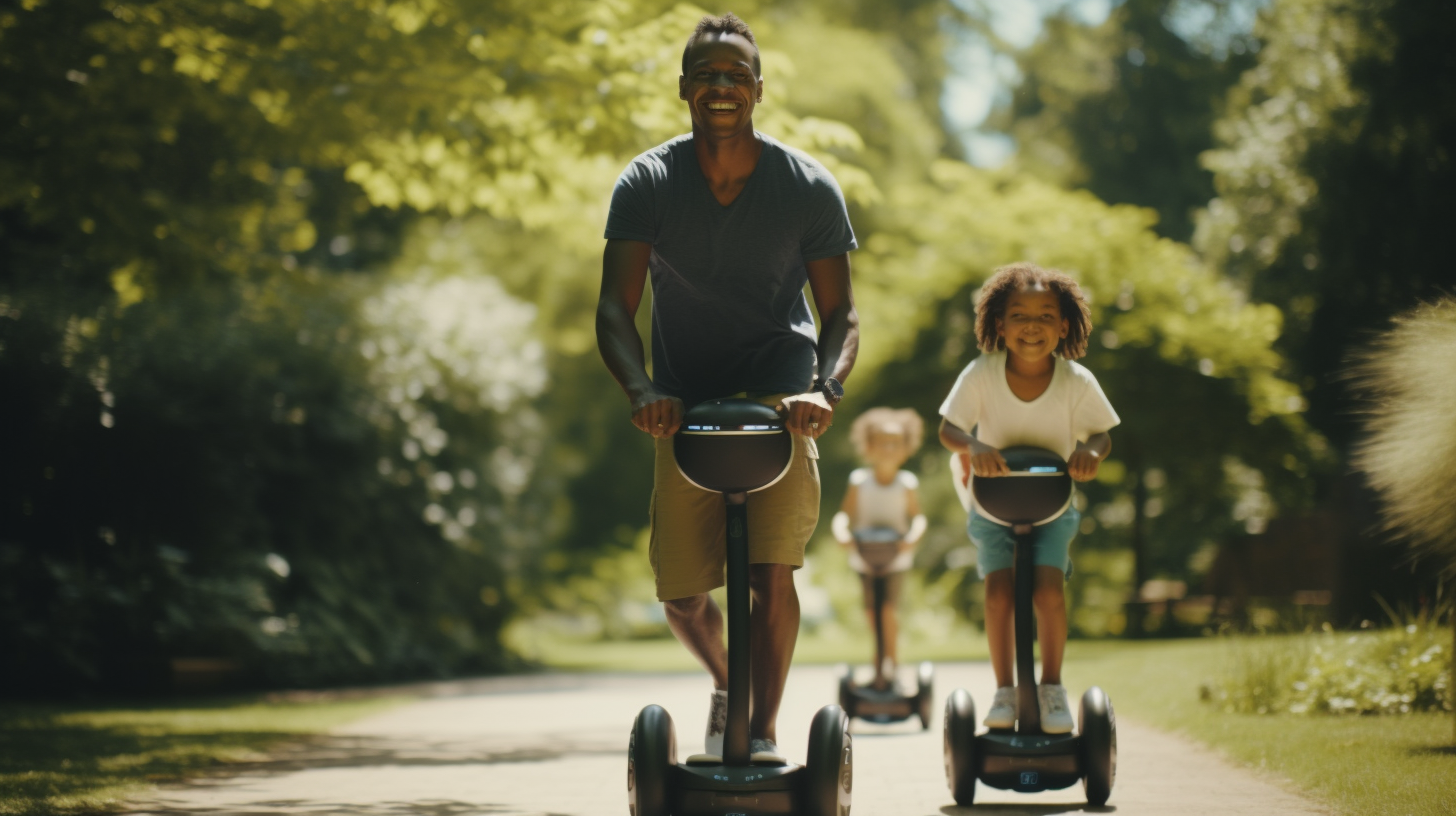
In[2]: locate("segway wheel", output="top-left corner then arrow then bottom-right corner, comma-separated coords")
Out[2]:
943,689 -> 977,806
836,663 -> 856,719
804,704 -> 852,816
628,704 -> 676,816
915,661 -> 935,730
1079,686 -> 1116,807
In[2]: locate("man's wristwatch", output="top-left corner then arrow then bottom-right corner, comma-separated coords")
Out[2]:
814,376 -> 844,406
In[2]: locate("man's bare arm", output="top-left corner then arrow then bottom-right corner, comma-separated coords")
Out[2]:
596,239 -> 682,437
805,252 -> 858,388
783,252 -> 858,437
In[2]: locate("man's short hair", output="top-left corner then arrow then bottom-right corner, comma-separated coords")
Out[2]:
681,12 -> 761,77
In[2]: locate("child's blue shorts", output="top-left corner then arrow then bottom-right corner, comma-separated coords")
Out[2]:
969,506 -> 1080,580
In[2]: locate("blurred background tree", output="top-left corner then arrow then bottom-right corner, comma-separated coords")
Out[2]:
3,0 -> 1448,693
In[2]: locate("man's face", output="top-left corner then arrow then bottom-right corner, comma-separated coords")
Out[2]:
679,32 -> 761,138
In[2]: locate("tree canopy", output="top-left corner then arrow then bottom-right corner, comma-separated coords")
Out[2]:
2,0 -> 1337,690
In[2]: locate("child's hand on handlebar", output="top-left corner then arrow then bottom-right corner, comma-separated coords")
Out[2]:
969,443 -> 1009,477
631,392 -> 684,438
1068,444 -> 1102,482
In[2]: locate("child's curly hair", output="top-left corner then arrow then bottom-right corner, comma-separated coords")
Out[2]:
974,262 -> 1092,359
849,407 -> 925,459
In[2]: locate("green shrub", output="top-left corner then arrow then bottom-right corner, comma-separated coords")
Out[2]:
1209,622 -> 1452,716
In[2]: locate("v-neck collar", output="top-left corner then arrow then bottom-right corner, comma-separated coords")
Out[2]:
695,132 -> 766,208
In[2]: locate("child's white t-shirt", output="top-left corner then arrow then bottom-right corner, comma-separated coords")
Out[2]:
939,351 -> 1120,524
847,468 -> 919,574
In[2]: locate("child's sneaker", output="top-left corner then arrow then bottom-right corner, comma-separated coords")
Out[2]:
750,738 -> 788,765
983,686 -> 1016,729
1038,684 -> 1074,734
703,689 -> 728,757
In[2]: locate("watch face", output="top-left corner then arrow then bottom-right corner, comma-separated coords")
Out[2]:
823,377 -> 844,401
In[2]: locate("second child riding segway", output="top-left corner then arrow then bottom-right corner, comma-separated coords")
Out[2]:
837,528 -> 934,730
942,446 -> 1115,807
628,398 -> 853,816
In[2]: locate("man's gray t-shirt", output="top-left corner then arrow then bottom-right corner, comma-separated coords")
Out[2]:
604,132 -> 857,408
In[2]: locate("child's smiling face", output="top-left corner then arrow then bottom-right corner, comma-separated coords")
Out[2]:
996,286 -> 1069,363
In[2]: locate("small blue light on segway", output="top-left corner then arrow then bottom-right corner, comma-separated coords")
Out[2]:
1027,466 -> 1059,473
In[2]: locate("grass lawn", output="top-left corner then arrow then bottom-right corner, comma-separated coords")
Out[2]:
1060,637 -> 1456,816
510,622 -> 990,671
0,694 -> 407,816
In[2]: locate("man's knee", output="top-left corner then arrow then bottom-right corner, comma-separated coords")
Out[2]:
664,592 -> 711,621
748,563 -> 796,602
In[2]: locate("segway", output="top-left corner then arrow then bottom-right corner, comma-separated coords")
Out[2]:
837,528 -> 934,730
628,398 -> 853,816
942,446 -> 1115,807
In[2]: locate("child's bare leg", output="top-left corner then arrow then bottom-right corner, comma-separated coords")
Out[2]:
1032,566 -> 1067,684
983,568 -> 1015,688
881,602 -> 899,670
860,603 -> 888,686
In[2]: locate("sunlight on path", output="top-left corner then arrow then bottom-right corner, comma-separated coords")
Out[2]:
124,664 -> 1329,816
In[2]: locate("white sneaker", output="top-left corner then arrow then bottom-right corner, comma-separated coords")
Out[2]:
983,686 -> 1016,729
1038,684 -> 1074,734
703,689 -> 728,757
750,738 -> 788,765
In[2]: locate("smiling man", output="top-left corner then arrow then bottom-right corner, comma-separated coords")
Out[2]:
595,13 -> 860,765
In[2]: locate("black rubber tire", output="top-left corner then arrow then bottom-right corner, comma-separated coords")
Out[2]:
837,664 -> 856,719
1079,686 -> 1116,807
804,704 -> 852,816
916,661 -> 935,730
628,704 -> 676,816
943,688 -> 977,806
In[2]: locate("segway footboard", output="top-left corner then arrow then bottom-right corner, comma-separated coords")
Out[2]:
670,763 -> 799,815
974,732 -> 1082,793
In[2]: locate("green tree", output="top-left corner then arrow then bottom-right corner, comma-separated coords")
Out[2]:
0,0 -> 728,691
1195,0 -> 1456,447
990,0 -> 1255,242
845,161 -> 1318,634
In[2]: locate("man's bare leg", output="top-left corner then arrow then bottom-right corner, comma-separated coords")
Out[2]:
748,563 -> 799,743
664,592 -> 729,690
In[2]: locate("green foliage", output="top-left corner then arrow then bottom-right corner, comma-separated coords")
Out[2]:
841,159 -> 1319,609
1,0 -> 1322,689
0,268 -> 545,691
992,0 -> 1255,241
1351,299 -> 1456,579
1208,620 -> 1453,716
1196,0 -> 1456,444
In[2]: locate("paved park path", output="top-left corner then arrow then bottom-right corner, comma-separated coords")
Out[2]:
124,663 -> 1330,816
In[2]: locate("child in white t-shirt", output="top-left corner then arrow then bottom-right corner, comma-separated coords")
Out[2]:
938,262 -> 1120,733
831,408 -> 928,690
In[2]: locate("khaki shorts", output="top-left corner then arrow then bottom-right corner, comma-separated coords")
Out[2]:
649,400 -> 821,601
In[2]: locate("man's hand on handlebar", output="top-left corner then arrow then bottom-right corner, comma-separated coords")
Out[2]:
631,392 -> 684,438
781,392 -> 833,439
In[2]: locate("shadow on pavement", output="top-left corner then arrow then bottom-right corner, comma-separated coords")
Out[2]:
220,733 -> 621,775
127,800 -> 573,816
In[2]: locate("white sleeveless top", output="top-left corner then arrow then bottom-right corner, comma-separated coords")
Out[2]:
848,468 -> 919,574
